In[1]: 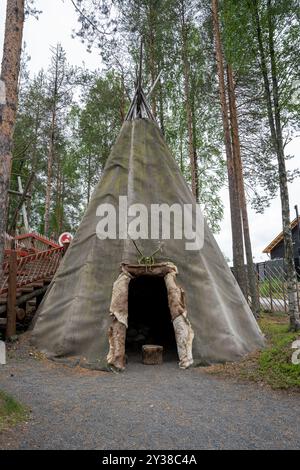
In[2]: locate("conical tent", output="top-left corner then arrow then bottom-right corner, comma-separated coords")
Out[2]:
31,90 -> 264,370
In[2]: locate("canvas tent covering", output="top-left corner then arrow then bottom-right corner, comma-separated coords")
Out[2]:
32,91 -> 264,370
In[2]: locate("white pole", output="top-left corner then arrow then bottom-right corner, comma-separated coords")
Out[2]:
17,176 -> 30,232
0,340 -> 6,365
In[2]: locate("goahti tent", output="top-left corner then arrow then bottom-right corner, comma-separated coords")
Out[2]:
31,85 -> 264,370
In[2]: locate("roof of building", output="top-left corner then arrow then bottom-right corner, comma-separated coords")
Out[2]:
262,216 -> 300,254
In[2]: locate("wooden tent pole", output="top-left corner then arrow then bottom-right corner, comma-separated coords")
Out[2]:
147,71 -> 162,99
136,38 -> 143,118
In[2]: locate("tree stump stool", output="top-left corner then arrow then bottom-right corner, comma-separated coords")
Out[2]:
142,345 -> 163,365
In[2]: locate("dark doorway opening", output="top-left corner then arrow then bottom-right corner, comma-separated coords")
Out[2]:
126,275 -> 178,362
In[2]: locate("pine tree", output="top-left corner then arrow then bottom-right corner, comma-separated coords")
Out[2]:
0,0 -> 25,283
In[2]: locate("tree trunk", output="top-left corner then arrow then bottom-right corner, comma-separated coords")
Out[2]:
27,104 -> 41,225
59,177 -> 65,234
180,1 -> 199,200
158,77 -> 165,135
191,85 -> 200,201
266,0 -> 300,330
55,154 -> 63,237
119,74 -> 126,123
0,0 -> 25,285
44,54 -> 59,236
6,243 -> 17,339
44,110 -> 55,236
252,0 -> 299,329
227,64 -> 260,316
211,0 -> 247,296
179,122 -> 184,174
148,5 -> 157,119
87,153 -> 91,204
252,1 -> 277,142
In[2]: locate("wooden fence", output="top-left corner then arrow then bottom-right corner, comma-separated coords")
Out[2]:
255,260 -> 300,313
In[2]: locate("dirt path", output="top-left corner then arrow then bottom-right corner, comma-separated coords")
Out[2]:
0,346 -> 299,450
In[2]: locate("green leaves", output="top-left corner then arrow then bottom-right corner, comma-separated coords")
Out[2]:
70,0 -> 227,232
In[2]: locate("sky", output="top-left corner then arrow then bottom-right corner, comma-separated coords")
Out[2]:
0,0 -> 299,263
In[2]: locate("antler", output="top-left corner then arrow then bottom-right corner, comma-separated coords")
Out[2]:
150,241 -> 164,258
130,237 -> 144,258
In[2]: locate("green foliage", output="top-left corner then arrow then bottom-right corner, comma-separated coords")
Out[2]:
10,55 -> 133,237
257,317 -> 300,389
206,314 -> 300,390
220,0 -> 300,211
259,277 -> 285,300
74,71 -> 128,201
11,0 -> 300,239
71,0 -> 227,232
0,390 -> 29,432
10,45 -> 85,237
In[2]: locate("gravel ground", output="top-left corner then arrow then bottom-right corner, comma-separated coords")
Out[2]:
0,339 -> 300,450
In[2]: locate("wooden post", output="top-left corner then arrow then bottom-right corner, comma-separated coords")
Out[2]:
296,281 -> 300,312
282,280 -> 287,314
256,267 -> 261,316
6,244 -> 17,339
268,278 -> 273,313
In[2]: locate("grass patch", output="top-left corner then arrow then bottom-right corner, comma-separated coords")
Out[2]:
259,278 -> 285,300
0,390 -> 29,432
204,314 -> 300,391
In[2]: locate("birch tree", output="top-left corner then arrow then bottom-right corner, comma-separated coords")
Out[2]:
252,0 -> 300,330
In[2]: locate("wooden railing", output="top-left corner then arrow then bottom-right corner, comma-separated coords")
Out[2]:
1,246 -> 64,295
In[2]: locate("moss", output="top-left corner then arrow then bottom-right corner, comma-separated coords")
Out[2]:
204,314 -> 300,391
256,317 -> 300,389
0,390 -> 29,432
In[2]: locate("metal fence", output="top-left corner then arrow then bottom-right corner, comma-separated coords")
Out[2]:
255,260 -> 300,313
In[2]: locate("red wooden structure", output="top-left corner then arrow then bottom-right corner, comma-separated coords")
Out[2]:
1,233 -> 65,337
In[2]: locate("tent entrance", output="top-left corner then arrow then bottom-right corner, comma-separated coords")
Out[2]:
126,275 -> 177,359
107,262 -> 194,371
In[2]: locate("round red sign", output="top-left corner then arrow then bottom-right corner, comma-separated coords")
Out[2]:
58,232 -> 73,246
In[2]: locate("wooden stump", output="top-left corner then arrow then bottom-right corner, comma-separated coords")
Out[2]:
6,248 -> 17,339
142,345 -> 163,365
